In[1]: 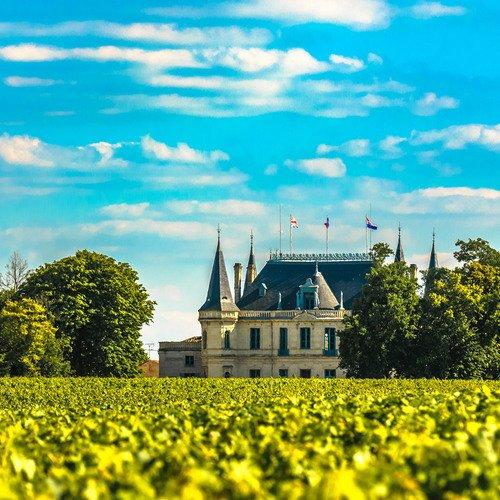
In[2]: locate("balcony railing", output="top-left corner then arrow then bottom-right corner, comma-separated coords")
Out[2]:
238,310 -> 347,320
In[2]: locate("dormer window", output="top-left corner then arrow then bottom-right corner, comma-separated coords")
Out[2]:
296,277 -> 319,310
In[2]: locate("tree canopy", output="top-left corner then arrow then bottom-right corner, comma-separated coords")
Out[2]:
341,238 -> 499,379
20,250 -> 155,377
0,298 -> 69,376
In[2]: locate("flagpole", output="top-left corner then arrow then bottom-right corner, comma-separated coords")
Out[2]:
325,219 -> 329,254
279,204 -> 282,255
369,203 -> 372,251
365,214 -> 368,254
289,213 -> 292,254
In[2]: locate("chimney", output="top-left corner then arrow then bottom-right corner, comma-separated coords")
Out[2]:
234,263 -> 242,302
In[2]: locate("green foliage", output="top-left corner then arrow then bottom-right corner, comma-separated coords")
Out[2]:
0,378 -> 497,499
340,262 -> 419,377
20,250 -> 155,377
369,242 -> 394,266
0,299 -> 69,376
454,238 -> 500,267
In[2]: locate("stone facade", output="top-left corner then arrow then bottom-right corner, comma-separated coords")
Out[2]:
159,337 -> 202,377
199,309 -> 346,378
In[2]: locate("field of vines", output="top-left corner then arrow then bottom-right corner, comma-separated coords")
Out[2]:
0,379 -> 498,499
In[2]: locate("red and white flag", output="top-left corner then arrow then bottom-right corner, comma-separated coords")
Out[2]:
290,216 -> 299,228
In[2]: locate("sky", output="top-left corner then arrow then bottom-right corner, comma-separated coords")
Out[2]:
0,0 -> 498,353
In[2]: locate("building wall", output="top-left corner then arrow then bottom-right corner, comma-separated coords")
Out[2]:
199,310 -> 346,378
159,340 -> 203,377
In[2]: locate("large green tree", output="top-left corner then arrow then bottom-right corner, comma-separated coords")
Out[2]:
0,298 -> 69,376
339,262 -> 419,378
20,250 -> 155,377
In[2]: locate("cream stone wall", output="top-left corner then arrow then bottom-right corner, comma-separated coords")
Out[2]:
199,310 -> 347,378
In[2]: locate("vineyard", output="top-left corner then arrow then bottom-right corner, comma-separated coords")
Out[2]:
0,379 -> 498,499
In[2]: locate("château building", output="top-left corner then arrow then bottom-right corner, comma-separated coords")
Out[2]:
159,229 -> 439,378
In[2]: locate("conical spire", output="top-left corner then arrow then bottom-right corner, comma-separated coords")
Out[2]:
199,227 -> 239,312
243,230 -> 257,295
428,230 -> 438,270
312,264 -> 339,310
394,224 -> 405,263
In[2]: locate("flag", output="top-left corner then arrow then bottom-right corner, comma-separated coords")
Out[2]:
365,216 -> 378,230
324,217 -> 330,229
290,216 -> 299,228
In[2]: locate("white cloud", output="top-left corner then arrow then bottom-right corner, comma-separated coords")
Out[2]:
156,170 -> 247,187
0,21 -> 272,47
329,54 -> 365,73
317,139 -> 370,157
141,135 -> 229,164
367,52 -> 383,64
0,133 -> 53,167
223,0 -> 392,30
409,2 -> 466,19
264,164 -> 278,175
286,157 -> 347,178
100,202 -> 151,218
167,199 -> 266,216
379,135 -> 406,158
45,110 -> 75,117
413,92 -> 459,116
0,43 -> 202,68
4,75 -> 60,87
411,124 -> 500,151
89,141 -> 127,167
419,187 -> 500,200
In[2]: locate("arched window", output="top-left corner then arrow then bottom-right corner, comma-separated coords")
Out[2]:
202,330 -> 207,349
223,331 -> 231,350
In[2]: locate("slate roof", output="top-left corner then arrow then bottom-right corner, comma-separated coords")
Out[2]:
313,268 -> 339,309
394,227 -> 405,262
199,237 -> 239,312
428,233 -> 438,270
237,259 -> 372,311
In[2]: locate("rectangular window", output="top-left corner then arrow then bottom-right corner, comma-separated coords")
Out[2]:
279,328 -> 288,355
303,292 -> 316,310
324,328 -> 337,355
300,327 -> 311,349
324,369 -> 336,379
250,328 -> 261,350
185,355 -> 194,366
278,369 -> 288,377
249,369 -> 261,378
300,369 -> 311,378
223,331 -> 231,350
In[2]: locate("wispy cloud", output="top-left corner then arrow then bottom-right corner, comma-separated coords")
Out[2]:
317,139 -> 370,157
100,203 -> 151,218
409,2 -> 466,19
4,75 -> 61,87
167,199 -> 266,216
148,0 -> 393,30
141,135 -> 229,164
413,92 -> 459,116
285,157 -> 347,178
0,21 -> 272,47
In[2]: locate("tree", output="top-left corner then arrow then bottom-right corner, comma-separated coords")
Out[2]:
20,250 -> 155,377
454,238 -> 500,267
339,262 -> 419,378
370,242 -> 394,267
0,252 -> 30,292
0,298 -> 69,376
413,268 -> 487,379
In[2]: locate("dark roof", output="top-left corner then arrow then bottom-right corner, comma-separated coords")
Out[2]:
199,237 -> 239,312
313,269 -> 339,309
394,228 -> 405,262
237,259 -> 372,311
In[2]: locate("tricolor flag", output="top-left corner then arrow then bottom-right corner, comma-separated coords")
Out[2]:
365,216 -> 378,230
324,217 -> 330,229
290,216 -> 299,228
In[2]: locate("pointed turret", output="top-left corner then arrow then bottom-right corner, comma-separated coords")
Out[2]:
428,230 -> 438,270
312,263 -> 339,310
199,229 -> 239,312
394,224 -> 405,263
243,231 -> 257,295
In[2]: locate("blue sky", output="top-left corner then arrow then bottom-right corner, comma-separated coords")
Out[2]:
0,0 -> 498,350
